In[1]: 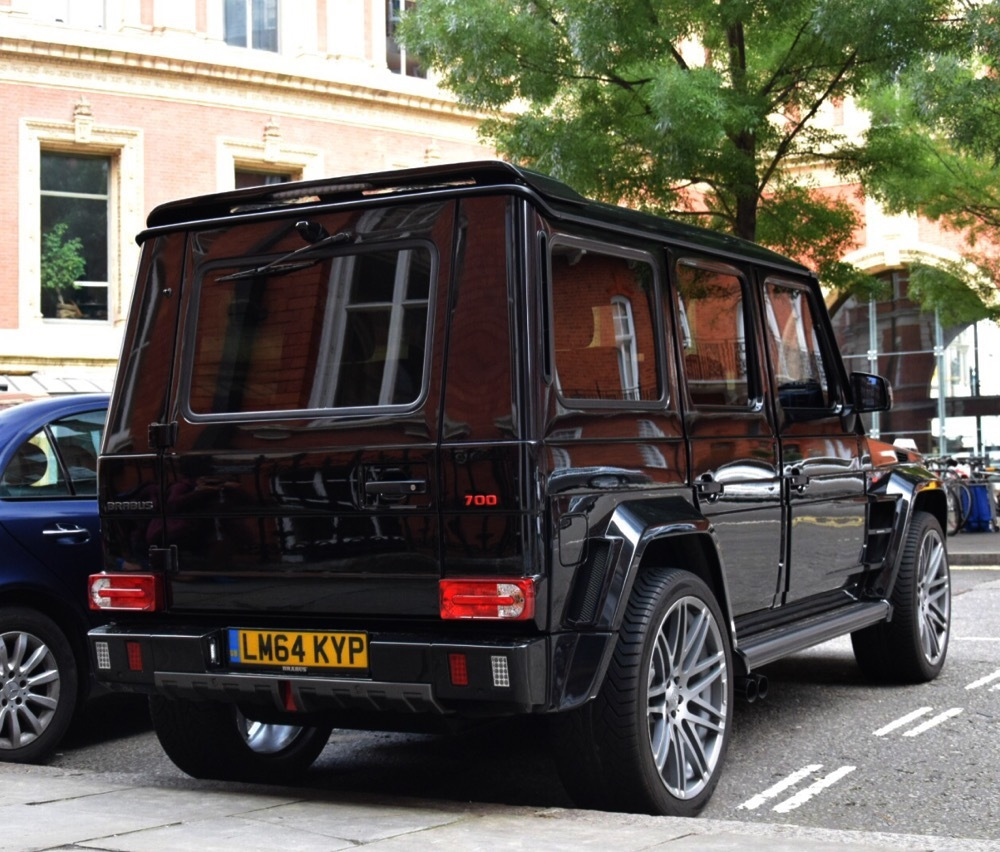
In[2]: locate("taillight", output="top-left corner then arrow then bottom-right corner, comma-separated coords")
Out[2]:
439,578 -> 535,620
88,573 -> 163,611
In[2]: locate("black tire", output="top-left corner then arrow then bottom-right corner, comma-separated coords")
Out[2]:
149,696 -> 333,782
851,511 -> 950,683
0,607 -> 79,764
551,568 -> 733,816
944,484 -> 964,536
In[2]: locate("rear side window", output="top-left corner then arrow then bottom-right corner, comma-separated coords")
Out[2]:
676,260 -> 752,407
188,243 -> 434,416
550,241 -> 660,403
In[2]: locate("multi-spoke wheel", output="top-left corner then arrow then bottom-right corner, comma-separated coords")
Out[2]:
852,510 -> 950,682
552,568 -> 733,816
150,696 -> 333,782
0,607 -> 78,763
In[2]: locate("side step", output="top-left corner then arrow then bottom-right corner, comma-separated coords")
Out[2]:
736,600 -> 890,672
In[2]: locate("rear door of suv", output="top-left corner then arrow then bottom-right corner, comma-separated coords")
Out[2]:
160,201 -> 455,622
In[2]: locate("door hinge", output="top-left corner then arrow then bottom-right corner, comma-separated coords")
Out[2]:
148,421 -> 178,450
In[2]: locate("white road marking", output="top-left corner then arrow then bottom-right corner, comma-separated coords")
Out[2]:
966,668 -> 1000,689
902,707 -> 964,736
772,765 -> 857,814
737,764 -> 822,810
872,707 -> 932,736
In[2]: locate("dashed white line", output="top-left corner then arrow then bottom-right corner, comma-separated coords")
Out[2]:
772,765 -> 857,813
738,764 -> 822,810
966,668 -> 1000,690
872,707 -> 932,737
902,707 -> 963,736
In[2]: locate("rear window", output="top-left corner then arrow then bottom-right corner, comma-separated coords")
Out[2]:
187,242 -> 435,416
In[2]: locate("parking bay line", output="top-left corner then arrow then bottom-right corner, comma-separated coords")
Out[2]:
738,764 -> 823,811
873,707 -> 932,736
966,668 -> 1000,690
772,765 -> 857,814
902,707 -> 963,736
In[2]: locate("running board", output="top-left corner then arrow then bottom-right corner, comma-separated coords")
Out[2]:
735,600 -> 891,672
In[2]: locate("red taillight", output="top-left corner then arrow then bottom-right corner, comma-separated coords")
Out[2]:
439,578 -> 535,620
88,573 -> 163,611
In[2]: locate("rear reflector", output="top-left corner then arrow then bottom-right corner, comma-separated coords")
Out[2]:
439,578 -> 535,620
88,573 -> 163,611
125,641 -> 143,671
448,653 -> 469,686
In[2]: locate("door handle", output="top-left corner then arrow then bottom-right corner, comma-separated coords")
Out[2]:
42,524 -> 90,542
364,479 -> 427,496
697,475 -> 724,502
787,468 -> 810,492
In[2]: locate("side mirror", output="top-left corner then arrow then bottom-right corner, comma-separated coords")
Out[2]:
850,372 -> 892,413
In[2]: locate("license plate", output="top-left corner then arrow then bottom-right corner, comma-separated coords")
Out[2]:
228,629 -> 368,670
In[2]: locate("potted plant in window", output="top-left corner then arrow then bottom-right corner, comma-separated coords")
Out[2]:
40,222 -> 86,319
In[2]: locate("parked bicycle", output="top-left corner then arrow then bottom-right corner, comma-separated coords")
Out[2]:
925,455 -> 999,535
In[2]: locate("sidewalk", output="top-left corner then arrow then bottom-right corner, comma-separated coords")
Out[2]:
946,528 -> 1000,566
3,762 -> 998,852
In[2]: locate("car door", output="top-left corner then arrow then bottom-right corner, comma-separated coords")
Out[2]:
760,276 -> 868,604
675,256 -> 784,616
0,404 -> 106,592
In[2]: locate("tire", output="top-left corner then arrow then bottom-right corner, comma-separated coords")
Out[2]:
944,484 -> 964,536
0,607 -> 79,764
851,511 -> 950,683
149,696 -> 333,782
552,568 -> 733,816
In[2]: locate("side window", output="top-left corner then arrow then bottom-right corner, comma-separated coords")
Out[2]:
676,260 -> 751,407
0,432 -> 69,498
763,279 -> 832,411
550,242 -> 660,403
49,409 -> 104,496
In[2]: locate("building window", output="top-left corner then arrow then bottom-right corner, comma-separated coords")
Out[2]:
224,0 -> 279,52
40,152 -> 109,321
31,0 -> 106,28
611,297 -> 640,401
234,169 -> 293,189
387,0 -> 425,77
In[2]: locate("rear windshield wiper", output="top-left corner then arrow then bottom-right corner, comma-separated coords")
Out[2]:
217,227 -> 354,282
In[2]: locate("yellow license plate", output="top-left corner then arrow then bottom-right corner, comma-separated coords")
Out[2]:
228,629 -> 368,670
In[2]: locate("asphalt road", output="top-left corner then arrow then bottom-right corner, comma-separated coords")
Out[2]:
50,566 -> 1000,840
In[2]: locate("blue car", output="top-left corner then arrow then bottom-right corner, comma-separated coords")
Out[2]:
0,393 -> 109,762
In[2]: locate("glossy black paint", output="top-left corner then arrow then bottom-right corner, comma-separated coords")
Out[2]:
92,161 -> 942,725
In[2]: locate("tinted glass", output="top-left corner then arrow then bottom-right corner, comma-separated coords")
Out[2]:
763,280 -> 832,410
190,245 -> 434,415
551,245 -> 659,402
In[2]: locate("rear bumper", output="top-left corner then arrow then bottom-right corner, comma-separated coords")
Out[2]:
88,623 -> 562,716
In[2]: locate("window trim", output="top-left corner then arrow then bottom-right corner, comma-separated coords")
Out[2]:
19,117 -> 142,329
547,234 -> 664,410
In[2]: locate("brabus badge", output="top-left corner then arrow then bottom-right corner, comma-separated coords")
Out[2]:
104,500 -> 155,512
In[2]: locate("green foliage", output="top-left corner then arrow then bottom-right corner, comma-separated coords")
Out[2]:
400,0 -> 968,298
40,222 -> 86,294
843,1 -> 1000,315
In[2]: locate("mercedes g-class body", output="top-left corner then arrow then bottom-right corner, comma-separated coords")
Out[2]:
88,161 -> 950,816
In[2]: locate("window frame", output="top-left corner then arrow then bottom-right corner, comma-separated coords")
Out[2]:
224,0 -> 280,53
546,234 -> 664,410
761,276 -> 841,418
180,237 -> 439,423
674,256 -> 760,411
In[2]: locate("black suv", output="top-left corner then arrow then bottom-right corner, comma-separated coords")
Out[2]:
88,161 -> 949,816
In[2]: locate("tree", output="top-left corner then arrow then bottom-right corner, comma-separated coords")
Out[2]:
846,2 -> 1000,323
400,0 -> 966,294
40,222 -> 87,318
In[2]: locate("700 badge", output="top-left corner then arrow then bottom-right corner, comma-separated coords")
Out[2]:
228,629 -> 368,670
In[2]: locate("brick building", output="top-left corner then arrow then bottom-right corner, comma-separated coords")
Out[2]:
0,0 -> 491,388
1,1 -> 996,453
